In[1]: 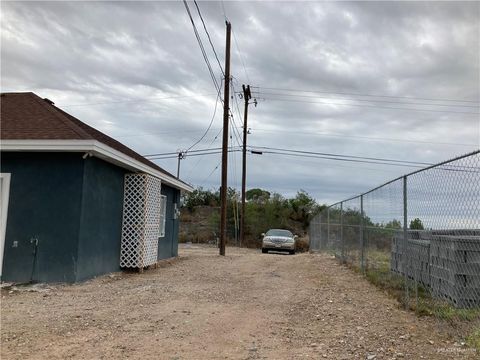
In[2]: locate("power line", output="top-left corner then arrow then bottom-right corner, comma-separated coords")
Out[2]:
201,160 -> 222,185
229,83 -> 244,148
144,146 -> 239,158
193,0 -> 225,76
251,149 -> 427,168
230,114 -> 243,148
115,126 -> 474,148
250,91 -> 479,109
253,86 -> 479,104
220,0 -> 227,20
248,127 -> 477,148
147,143 -> 478,172
184,126 -> 224,179
231,120 -> 240,189
232,28 -> 250,84
148,148 -> 241,160
183,0 -> 221,93
248,145 -> 433,166
232,84 -> 245,125
146,144 -> 430,167
248,148 -> 479,173
186,83 -> 223,152
247,152 -> 413,174
254,96 -> 479,115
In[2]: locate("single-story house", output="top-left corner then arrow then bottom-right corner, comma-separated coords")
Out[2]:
0,92 -> 193,283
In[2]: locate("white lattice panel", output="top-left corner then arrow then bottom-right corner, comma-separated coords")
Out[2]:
120,173 -> 162,268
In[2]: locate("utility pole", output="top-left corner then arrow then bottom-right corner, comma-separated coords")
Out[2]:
176,150 -> 186,179
240,84 -> 251,247
219,21 -> 231,256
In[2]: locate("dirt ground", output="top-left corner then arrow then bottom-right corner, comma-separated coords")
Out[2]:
1,245 -> 477,359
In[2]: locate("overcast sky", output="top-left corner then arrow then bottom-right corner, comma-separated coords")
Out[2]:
2,1 -> 479,204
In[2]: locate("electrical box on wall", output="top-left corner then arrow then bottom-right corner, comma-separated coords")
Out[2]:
173,203 -> 180,220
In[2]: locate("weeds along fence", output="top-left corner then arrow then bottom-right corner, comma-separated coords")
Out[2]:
309,150 -> 480,312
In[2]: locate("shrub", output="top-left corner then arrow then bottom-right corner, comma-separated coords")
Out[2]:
295,237 -> 309,252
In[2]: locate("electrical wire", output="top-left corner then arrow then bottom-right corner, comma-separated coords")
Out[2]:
184,127 -> 224,179
148,148 -> 241,160
183,0 -> 221,93
147,144 -> 432,167
251,150 -> 426,168
248,127 -> 477,148
232,28 -> 250,84
253,96 -> 479,115
232,84 -> 245,126
253,86 -> 479,104
248,148 -> 479,173
201,160 -> 222,185
250,91 -> 479,109
144,147 -> 225,158
193,0 -> 225,76
186,83 -> 223,152
248,146 -> 433,166
229,84 -> 244,148
230,120 -> 239,190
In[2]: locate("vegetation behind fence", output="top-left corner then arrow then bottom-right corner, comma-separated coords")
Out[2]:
309,150 -> 480,342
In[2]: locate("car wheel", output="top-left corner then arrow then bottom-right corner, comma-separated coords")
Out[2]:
262,249 -> 267,254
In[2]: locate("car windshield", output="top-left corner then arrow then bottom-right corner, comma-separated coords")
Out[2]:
266,229 -> 293,237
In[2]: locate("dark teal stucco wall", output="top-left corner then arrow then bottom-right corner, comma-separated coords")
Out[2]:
158,185 -> 180,260
1,151 -> 181,283
1,152 -> 84,283
75,157 -> 127,282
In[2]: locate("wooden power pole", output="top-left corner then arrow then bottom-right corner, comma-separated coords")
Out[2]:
240,84 -> 251,247
219,21 -> 231,256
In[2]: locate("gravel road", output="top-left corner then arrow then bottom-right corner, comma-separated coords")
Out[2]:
1,245 -> 476,359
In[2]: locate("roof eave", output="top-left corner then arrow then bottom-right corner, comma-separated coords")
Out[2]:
0,139 -> 194,192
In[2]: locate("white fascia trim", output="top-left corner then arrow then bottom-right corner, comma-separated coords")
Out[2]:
0,139 -> 97,151
0,139 -> 194,192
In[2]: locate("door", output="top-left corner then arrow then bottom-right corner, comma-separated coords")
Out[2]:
0,173 -> 11,278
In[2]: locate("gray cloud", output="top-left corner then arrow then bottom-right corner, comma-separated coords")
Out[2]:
1,1 -> 479,204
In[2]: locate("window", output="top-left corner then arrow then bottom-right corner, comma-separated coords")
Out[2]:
159,195 -> 167,238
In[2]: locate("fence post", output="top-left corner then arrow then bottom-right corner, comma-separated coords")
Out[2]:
327,207 -> 330,249
403,175 -> 409,310
340,202 -> 344,263
360,195 -> 364,273
318,213 -> 322,250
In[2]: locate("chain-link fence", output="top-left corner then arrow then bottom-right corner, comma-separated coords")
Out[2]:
309,150 -> 480,328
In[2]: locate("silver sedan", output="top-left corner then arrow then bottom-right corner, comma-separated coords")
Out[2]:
261,229 -> 297,255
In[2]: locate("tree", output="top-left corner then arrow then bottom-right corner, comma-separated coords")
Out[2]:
246,188 -> 270,203
288,190 -> 322,229
182,187 -> 219,211
409,218 -> 424,230
385,219 -> 402,229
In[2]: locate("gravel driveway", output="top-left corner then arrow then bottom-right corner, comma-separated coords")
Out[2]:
1,245 -> 476,359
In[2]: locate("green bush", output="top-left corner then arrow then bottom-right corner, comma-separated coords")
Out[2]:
181,187 -> 326,247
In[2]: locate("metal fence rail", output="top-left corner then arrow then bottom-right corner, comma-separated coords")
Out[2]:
309,150 -> 480,312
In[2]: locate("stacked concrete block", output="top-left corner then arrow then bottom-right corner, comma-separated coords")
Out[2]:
407,238 -> 430,287
391,230 -> 430,286
429,233 -> 480,308
390,229 -> 480,308
390,232 -> 406,275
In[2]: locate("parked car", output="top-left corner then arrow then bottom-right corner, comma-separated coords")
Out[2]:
261,229 -> 297,255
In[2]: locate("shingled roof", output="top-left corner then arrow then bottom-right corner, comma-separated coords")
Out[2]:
1,92 -> 192,191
